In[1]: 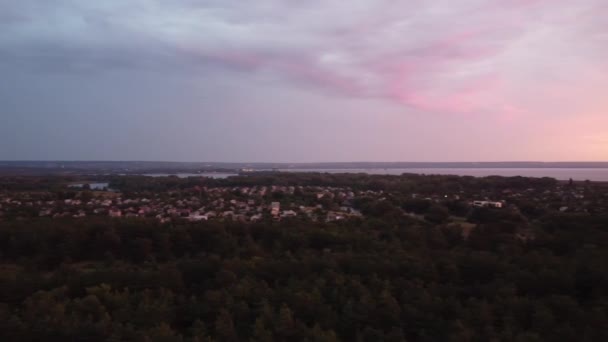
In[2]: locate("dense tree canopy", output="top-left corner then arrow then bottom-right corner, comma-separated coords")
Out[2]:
0,212 -> 606,341
0,173 -> 607,341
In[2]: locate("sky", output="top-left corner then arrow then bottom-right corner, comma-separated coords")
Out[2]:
1,0 -> 607,162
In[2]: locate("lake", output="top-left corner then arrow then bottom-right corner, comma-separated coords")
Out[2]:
278,168 -> 608,181
133,168 -> 608,181
69,182 -> 110,190
142,173 -> 238,179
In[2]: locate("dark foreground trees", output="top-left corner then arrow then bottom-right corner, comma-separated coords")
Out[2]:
0,213 -> 607,341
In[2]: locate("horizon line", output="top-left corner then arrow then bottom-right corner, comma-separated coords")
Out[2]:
2,160 -> 608,164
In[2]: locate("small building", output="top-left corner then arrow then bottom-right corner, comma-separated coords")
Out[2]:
109,208 -> 122,217
281,210 -> 297,218
472,201 -> 504,208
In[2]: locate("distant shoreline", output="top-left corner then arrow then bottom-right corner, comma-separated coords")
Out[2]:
1,160 -> 608,170
1,161 -> 608,181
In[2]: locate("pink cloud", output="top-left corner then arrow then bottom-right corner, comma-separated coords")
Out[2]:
390,72 -> 504,114
167,0 -> 608,120
181,46 -> 364,96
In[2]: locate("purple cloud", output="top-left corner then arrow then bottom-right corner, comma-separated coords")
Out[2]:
2,0 -> 607,114
1,0 -> 607,162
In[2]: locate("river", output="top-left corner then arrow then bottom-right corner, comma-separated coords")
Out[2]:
278,168 -> 608,181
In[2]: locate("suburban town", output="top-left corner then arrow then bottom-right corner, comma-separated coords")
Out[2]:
1,184 -> 364,223
1,174 -> 605,226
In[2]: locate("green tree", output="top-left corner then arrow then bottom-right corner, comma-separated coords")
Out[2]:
252,317 -> 273,342
214,310 -> 238,342
425,204 -> 450,224
276,303 -> 295,339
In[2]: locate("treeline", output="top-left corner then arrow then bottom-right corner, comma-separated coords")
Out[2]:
1,213 -> 607,341
107,173 -> 560,194
0,175 -> 108,192
0,172 -> 565,198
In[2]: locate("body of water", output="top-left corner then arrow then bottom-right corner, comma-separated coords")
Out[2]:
69,182 -> 110,190
142,173 -> 237,179
278,168 -> 608,181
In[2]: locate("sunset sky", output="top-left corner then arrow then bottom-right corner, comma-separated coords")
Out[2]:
1,0 -> 607,162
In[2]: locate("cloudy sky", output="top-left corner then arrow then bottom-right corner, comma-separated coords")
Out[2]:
1,0 -> 607,162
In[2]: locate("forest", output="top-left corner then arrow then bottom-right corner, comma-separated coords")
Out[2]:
0,173 -> 607,341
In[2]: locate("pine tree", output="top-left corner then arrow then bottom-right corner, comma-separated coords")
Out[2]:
276,303 -> 295,339
252,317 -> 273,342
311,324 -> 340,342
214,310 -> 238,342
189,319 -> 209,341
146,323 -> 183,342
